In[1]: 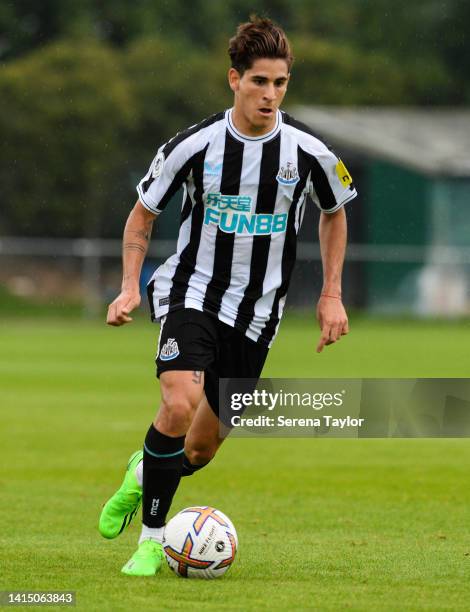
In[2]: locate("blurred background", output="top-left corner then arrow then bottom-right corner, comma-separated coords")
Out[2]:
1,0 -> 470,319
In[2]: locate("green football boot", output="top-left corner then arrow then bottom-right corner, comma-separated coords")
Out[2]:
121,539 -> 165,577
99,450 -> 143,539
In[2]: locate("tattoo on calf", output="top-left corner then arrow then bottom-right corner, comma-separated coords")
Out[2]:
192,371 -> 202,385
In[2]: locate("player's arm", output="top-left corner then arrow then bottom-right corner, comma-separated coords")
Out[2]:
107,124 -> 202,327
106,200 -> 157,326
316,206 -> 349,353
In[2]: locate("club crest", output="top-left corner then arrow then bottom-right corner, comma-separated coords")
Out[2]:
159,337 -> 180,361
276,162 -> 299,185
152,152 -> 165,179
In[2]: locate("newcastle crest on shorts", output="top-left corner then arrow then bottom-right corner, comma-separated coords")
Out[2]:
276,162 -> 299,185
159,337 -> 180,361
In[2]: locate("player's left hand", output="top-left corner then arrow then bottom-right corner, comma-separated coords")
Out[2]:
316,295 -> 349,353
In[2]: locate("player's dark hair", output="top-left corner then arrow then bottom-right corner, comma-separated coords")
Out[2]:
228,15 -> 293,75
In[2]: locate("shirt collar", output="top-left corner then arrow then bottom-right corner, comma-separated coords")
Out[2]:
225,108 -> 282,143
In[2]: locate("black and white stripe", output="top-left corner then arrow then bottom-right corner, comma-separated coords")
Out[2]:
234,134 -> 280,335
168,145 -> 209,310
260,146 -> 313,344
202,132 -> 244,315
142,108 -> 357,347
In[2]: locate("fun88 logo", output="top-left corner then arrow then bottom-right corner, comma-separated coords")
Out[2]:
204,192 -> 287,235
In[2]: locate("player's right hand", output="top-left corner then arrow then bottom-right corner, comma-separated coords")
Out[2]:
106,289 -> 141,326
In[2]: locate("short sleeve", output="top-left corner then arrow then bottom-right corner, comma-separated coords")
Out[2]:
136,143 -> 192,215
308,148 -> 357,213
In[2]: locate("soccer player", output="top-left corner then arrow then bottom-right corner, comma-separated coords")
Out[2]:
99,16 -> 357,576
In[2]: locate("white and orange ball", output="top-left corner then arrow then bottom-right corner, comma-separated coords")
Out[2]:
163,506 -> 238,579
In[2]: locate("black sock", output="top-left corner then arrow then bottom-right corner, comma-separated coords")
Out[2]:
142,424 -> 185,528
181,453 -> 209,477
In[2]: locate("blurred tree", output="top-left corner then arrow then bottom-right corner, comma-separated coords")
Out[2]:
288,36 -> 409,105
438,0 -> 470,102
1,0 -> 467,102
286,35 -> 452,106
291,0 -> 463,103
0,0 -> 92,60
0,40 -> 135,237
124,37 -> 230,158
0,0 -> 468,239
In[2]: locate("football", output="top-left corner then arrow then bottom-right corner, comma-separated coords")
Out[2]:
163,506 -> 238,579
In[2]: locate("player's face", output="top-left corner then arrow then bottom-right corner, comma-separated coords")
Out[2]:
229,58 -> 290,137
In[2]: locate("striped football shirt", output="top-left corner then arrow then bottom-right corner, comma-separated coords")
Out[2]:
137,108 -> 357,347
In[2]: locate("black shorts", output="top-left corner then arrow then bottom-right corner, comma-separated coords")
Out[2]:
155,308 -> 269,420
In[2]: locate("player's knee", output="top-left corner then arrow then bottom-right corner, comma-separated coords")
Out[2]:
156,396 -> 196,436
185,443 -> 216,466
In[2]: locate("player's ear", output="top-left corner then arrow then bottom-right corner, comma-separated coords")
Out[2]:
228,68 -> 241,93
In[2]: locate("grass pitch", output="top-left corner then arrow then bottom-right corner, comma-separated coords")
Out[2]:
1,313 -> 470,610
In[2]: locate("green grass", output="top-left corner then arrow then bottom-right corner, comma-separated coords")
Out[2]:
1,314 -> 470,610
0,286 -> 83,318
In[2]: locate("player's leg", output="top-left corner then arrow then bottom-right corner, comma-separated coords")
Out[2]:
182,322 -> 270,475
182,393 -> 230,476
97,391 -> 220,542
121,309 -> 217,576
213,321 -> 270,429
101,337 -> 203,541
140,369 -> 204,539
121,325 -> 269,572
121,369 -> 205,576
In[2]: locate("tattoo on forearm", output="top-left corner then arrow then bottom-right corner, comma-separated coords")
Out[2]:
128,229 -> 151,242
124,242 -> 146,253
192,371 -> 202,385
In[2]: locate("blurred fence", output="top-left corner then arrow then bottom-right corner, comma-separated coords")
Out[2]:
2,236 -> 470,317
